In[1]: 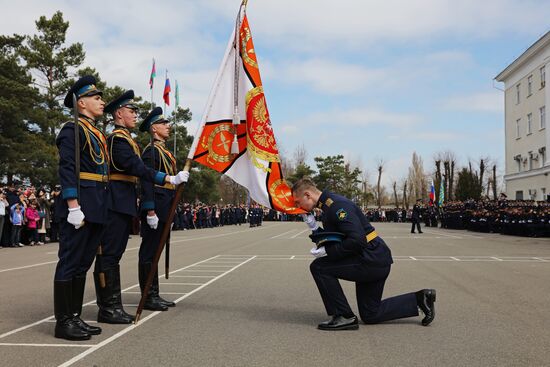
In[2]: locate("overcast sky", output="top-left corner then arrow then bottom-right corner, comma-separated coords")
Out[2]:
2,0 -> 549,186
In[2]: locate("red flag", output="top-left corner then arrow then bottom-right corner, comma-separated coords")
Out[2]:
163,76 -> 171,106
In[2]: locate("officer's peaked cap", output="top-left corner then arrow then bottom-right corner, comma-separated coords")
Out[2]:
64,75 -> 103,108
105,90 -> 138,114
139,106 -> 169,132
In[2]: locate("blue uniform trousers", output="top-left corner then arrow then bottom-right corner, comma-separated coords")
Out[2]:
97,210 -> 132,271
310,256 -> 419,323
55,220 -> 103,281
139,220 -> 169,264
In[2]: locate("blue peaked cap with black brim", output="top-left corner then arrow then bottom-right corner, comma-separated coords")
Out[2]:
139,106 -> 169,132
64,75 -> 103,108
309,231 -> 345,248
104,90 -> 138,114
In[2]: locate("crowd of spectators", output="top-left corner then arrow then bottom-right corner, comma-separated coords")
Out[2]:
5,182 -> 544,246
0,184 -> 62,248
0,183 -> 302,248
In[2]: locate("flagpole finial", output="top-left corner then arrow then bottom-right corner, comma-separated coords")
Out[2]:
242,0 -> 249,7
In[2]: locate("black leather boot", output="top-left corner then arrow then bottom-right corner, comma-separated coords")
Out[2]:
416,289 -> 436,326
139,263 -> 168,311
72,274 -> 102,335
54,280 -> 90,341
94,266 -> 134,324
152,273 -> 176,308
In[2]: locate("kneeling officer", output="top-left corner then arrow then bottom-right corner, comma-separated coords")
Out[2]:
292,178 -> 436,331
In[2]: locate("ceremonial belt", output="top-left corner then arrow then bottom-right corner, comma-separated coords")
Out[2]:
109,173 -> 139,184
366,231 -> 378,243
155,183 -> 176,190
79,172 -> 109,183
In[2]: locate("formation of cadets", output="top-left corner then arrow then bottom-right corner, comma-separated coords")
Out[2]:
173,203 -> 264,229
363,199 -> 550,237
440,199 -> 550,237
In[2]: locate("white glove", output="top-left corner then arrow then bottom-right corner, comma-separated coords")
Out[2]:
67,206 -> 85,229
310,246 -> 327,258
146,214 -> 159,229
301,213 -> 319,231
168,171 -> 189,185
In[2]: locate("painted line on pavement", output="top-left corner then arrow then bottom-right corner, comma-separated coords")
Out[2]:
0,343 -> 94,348
270,229 -> 297,239
290,229 -> 309,239
58,255 -> 255,367
0,260 -> 57,273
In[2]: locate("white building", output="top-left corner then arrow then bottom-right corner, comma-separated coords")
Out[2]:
495,31 -> 549,200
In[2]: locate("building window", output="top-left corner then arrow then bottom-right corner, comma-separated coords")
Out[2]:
540,147 -> 546,166
528,75 -> 533,96
528,151 -> 533,170
527,113 -> 532,134
541,66 -> 546,88
516,84 -> 521,104
541,106 -> 546,129
516,118 -> 521,138
515,191 -> 523,200
514,154 -> 522,172
541,188 -> 546,201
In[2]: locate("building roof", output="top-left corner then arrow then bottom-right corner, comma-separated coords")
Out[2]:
495,31 -> 550,82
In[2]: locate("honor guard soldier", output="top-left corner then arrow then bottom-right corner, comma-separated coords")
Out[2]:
54,76 -> 107,340
94,91 -> 186,324
292,178 -> 436,331
138,107 -> 188,311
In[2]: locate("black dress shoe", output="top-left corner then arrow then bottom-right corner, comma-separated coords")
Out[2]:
158,296 -> 176,308
318,315 -> 359,331
55,318 -> 91,341
416,289 -> 436,326
73,316 -> 102,335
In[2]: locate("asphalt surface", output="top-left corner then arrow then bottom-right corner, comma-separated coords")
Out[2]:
1,222 -> 550,367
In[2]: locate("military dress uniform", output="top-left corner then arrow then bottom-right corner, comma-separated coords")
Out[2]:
54,76 -> 106,340
310,190 -> 435,330
94,90 -> 169,324
138,107 -> 177,311
411,202 -> 423,233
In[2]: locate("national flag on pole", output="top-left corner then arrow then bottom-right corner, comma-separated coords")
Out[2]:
163,73 -> 171,106
187,3 -> 303,214
438,179 -> 445,206
149,59 -> 156,89
175,80 -> 180,109
429,180 -> 435,206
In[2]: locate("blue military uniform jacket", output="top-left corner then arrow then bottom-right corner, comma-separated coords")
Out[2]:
56,116 -> 109,224
317,190 -> 393,267
107,127 -> 166,217
140,141 -> 176,222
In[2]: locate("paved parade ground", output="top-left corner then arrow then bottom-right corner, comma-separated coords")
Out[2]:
1,222 -> 550,366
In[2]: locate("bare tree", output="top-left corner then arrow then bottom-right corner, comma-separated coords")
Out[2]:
407,152 -> 426,202
402,179 -> 409,209
375,158 -> 384,208
492,164 -> 497,200
293,144 -> 308,166
392,181 -> 399,208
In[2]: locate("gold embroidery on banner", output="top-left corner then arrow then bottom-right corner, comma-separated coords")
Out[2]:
269,179 -> 299,212
240,26 -> 257,70
206,124 -> 237,165
245,86 -> 279,172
